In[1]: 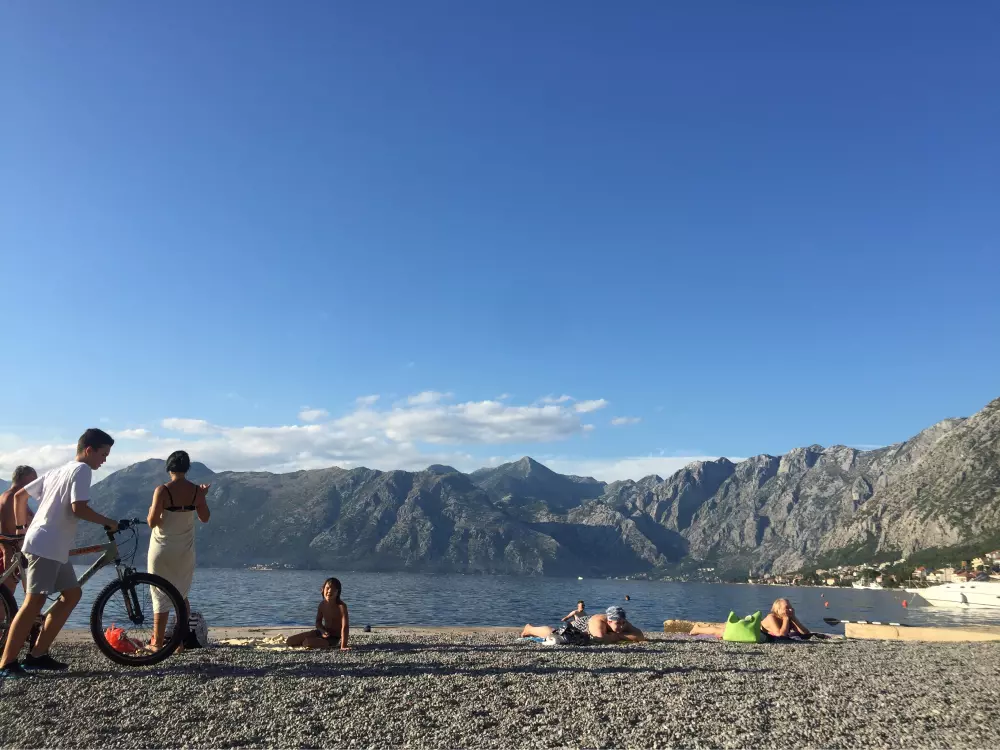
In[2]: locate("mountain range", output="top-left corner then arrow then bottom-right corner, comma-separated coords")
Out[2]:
45,396 -> 1000,576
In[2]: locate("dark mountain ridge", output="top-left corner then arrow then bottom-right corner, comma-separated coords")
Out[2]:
70,397 -> 1000,575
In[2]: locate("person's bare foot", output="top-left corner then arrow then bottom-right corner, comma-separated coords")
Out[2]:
521,625 -> 531,637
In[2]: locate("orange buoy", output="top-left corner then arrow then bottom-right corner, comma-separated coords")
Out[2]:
824,601 -> 829,608
902,600 -> 908,608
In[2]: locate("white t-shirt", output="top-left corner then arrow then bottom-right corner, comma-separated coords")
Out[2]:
22,461 -> 93,563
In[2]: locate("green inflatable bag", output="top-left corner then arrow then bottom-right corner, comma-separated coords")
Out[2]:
722,611 -> 766,643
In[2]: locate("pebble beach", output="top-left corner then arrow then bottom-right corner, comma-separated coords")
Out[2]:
2,628 -> 999,749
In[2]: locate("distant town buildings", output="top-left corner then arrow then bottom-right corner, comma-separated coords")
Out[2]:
748,553 -> 1000,587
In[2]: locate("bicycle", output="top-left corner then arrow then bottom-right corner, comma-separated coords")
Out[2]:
0,519 -> 188,666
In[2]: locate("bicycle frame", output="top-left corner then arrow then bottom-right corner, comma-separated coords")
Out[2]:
0,532 -> 138,619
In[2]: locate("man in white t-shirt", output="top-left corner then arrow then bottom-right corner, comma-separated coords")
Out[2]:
0,429 -> 119,678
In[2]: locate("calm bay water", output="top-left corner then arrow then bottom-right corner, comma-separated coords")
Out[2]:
46,566 -> 1000,632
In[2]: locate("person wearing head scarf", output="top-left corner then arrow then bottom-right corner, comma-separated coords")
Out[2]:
521,604 -> 645,643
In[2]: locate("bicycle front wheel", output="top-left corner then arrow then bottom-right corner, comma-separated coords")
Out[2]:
90,572 -> 188,666
0,584 -> 16,653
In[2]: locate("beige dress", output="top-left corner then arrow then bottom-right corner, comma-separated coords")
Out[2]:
148,484 -> 196,613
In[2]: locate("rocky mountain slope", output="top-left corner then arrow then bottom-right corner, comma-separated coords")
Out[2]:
73,397 -> 1000,575
819,398 -> 1000,560
81,459 -> 639,575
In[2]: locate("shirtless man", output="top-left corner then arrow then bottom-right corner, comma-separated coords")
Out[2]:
560,600 -> 587,622
522,605 -> 645,643
0,466 -> 37,593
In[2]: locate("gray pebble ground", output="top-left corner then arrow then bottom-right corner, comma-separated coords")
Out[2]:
1,631 -> 998,749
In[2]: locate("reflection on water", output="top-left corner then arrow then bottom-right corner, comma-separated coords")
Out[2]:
29,567 -> 1000,631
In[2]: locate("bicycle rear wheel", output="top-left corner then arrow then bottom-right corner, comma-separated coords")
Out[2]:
0,584 -> 16,653
90,572 -> 188,666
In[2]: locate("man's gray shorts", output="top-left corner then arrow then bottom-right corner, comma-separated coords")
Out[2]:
25,553 -> 79,595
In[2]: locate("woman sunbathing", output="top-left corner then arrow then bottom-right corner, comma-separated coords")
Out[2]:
761,598 -> 812,639
688,598 -> 815,639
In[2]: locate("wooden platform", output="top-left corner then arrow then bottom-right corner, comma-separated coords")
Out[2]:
845,622 -> 1000,642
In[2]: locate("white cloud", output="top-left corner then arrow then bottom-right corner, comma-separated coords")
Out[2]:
0,414 -> 742,485
298,408 -> 330,423
496,393 -> 511,400
574,399 -> 608,413
356,395 -> 380,407
544,455 -> 738,482
407,391 -> 451,406
118,428 -> 150,439
161,418 -> 218,435
611,416 -> 642,426
0,442 -> 76,474
1,392 -> 611,478
541,394 -> 573,404
345,399 -> 585,445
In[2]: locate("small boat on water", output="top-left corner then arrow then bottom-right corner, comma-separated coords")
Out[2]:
905,580 -> 1000,609
852,579 -> 883,590
248,564 -> 276,571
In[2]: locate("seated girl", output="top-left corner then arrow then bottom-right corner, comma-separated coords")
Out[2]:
286,577 -> 351,650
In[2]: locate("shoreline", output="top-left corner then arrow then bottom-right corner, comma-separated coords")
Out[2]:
56,624 -> 523,644
60,620 -> 1000,644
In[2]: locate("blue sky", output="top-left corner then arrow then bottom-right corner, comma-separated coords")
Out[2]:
2,2 -> 998,481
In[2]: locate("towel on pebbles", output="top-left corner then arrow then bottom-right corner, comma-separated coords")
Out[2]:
217,635 -> 304,650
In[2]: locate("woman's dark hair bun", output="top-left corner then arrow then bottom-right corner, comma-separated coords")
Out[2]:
165,450 -> 192,474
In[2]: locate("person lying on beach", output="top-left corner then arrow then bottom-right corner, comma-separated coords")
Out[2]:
286,577 -> 350,650
688,598 -> 818,640
761,598 -> 812,639
687,621 -> 726,638
522,605 -> 645,644
560,600 -> 587,622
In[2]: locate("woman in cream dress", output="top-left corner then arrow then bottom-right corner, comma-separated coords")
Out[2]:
147,451 -> 211,649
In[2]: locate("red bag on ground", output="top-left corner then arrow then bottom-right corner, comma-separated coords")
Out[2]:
104,624 -> 138,654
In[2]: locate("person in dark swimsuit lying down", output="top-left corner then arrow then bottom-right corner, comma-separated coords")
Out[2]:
689,598 -> 824,639
761,598 -> 813,639
522,606 -> 645,643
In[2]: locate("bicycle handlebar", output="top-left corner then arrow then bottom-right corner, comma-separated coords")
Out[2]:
105,518 -> 148,534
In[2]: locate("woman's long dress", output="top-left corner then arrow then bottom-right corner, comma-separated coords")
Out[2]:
148,485 -> 196,613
